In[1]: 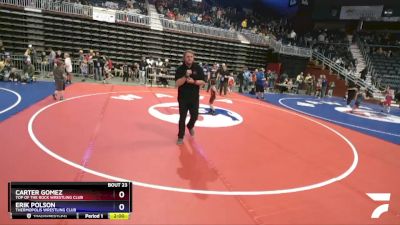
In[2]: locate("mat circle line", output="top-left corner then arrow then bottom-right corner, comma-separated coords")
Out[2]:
28,91 -> 359,196
0,88 -> 22,114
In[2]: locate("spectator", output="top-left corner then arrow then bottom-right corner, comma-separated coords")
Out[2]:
255,68 -> 265,99
52,60 -> 66,101
122,62 -> 129,82
139,56 -> 147,84
114,63 -> 123,77
327,81 -> 335,97
217,63 -> 229,96
22,59 -> 35,83
295,72 -> 304,93
228,72 -> 235,94
241,19 -> 247,29
321,75 -> 328,98
93,52 -> 102,81
304,73 -> 312,95
315,76 -> 322,98
243,67 -> 251,92
237,69 -> 244,93
64,53 -> 73,84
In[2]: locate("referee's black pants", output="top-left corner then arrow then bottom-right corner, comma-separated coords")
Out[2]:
178,99 -> 199,139
347,89 -> 356,105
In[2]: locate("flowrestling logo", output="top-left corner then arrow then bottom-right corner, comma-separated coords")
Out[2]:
148,102 -> 243,128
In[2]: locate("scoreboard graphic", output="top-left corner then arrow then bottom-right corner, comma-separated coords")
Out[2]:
8,182 -> 132,220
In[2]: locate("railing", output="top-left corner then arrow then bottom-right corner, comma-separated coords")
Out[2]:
0,0 -> 313,56
240,30 -> 269,46
3,55 -> 176,85
46,1 -> 92,17
160,18 -> 193,33
312,51 -> 378,94
4,55 -> 82,75
116,11 -> 150,25
0,0 -> 93,17
267,37 -> 312,58
160,18 -> 238,40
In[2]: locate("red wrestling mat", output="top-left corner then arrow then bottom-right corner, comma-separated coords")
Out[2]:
0,83 -> 399,224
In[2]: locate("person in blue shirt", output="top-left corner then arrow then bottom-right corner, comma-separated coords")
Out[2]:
243,68 -> 251,92
255,68 -> 266,99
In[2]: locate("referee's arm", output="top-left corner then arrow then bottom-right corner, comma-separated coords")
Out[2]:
194,66 -> 206,86
175,67 -> 187,87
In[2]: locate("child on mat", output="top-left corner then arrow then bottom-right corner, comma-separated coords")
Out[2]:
52,60 -> 66,101
228,73 -> 235,94
352,87 -> 367,113
382,86 -> 394,113
208,64 -> 218,115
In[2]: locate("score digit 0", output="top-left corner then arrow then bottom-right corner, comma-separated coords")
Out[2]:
119,191 -> 125,199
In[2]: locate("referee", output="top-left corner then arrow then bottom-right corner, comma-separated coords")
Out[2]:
175,50 -> 205,145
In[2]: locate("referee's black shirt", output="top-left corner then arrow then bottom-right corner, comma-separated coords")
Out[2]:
175,63 -> 205,102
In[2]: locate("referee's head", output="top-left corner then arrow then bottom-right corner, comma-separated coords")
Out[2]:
183,50 -> 195,66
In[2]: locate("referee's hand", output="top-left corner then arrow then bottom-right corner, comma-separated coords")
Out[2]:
186,77 -> 195,84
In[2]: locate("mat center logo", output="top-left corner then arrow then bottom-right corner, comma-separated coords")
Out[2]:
148,102 -> 243,127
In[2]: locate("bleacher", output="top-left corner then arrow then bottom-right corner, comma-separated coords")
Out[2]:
370,52 -> 400,88
357,31 -> 400,89
0,1 -> 269,74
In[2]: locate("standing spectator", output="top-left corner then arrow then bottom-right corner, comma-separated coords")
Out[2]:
64,53 -> 73,84
55,50 -> 62,60
237,70 -> 244,93
40,51 -> 48,77
80,57 -> 88,82
241,19 -> 247,29
321,75 -> 328,98
78,50 -> 84,77
268,71 -> 277,93
243,67 -> 251,92
304,73 -> 312,95
250,69 -> 258,94
228,72 -> 235,94
255,68 -> 266,99
114,63 -> 123,77
122,62 -> 129,82
289,30 -> 296,45
93,52 -> 102,81
327,81 -> 335,97
295,72 -> 304,93
315,76 -> 322,98
52,60 -> 66,101
22,60 -> 35,83
139,56 -> 147,84
217,63 -> 229,96
88,50 -> 94,77
103,57 -> 113,84
131,62 -> 139,82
